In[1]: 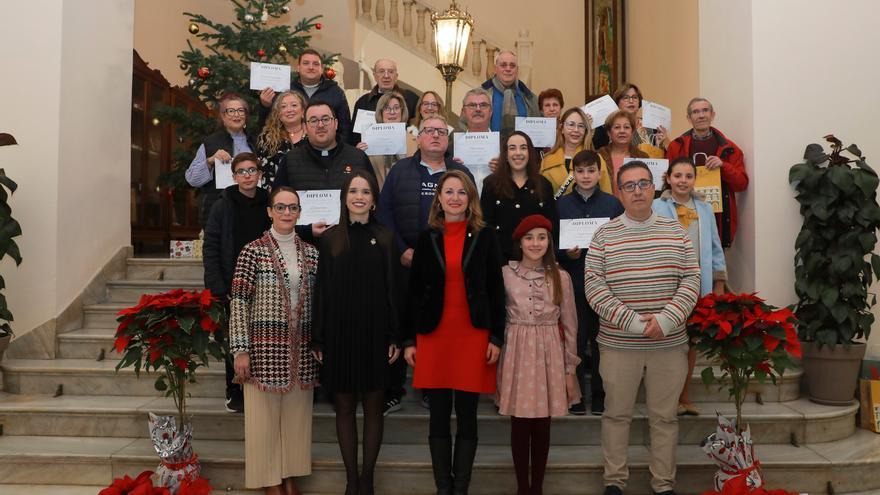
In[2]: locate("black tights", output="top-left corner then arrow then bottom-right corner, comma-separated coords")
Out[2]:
510,417 -> 551,495
424,388 -> 479,440
334,390 -> 385,495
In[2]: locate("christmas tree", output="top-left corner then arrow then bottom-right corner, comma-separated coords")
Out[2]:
154,0 -> 336,190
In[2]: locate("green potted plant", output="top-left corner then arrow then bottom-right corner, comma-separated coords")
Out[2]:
0,133 -> 22,361
789,135 -> 880,404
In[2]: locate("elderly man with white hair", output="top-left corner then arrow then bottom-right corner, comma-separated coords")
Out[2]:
349,58 -> 420,144
480,50 -> 540,136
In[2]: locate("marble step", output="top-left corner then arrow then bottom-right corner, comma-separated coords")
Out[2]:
57,327 -> 121,359
82,302 -> 130,329
0,393 -> 857,446
126,258 -> 204,281
0,359 -> 226,397
105,280 -> 205,303
0,357 -> 802,402
0,432 -> 878,494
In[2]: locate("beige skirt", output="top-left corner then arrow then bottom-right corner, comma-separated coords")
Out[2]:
243,383 -> 314,489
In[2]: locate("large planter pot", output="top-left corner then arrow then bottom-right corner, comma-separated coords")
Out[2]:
801,341 -> 866,405
0,334 -> 10,362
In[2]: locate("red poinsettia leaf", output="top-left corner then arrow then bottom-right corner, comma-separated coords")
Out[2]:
178,477 -> 213,495
763,334 -> 780,352
173,358 -> 189,370
114,335 -> 132,353
148,348 -> 163,364
199,289 -> 214,308
199,314 -> 218,333
129,482 -> 155,495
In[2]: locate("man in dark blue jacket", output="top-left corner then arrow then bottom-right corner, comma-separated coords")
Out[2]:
202,152 -> 270,413
556,150 -> 624,416
377,116 -> 475,414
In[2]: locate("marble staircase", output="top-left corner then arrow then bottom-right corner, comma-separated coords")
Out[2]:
1,258 -> 879,494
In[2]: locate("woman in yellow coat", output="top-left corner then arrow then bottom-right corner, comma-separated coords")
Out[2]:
540,107 -> 611,199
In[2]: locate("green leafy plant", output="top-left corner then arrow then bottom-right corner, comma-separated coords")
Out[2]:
789,135 -> 880,347
0,133 -> 22,339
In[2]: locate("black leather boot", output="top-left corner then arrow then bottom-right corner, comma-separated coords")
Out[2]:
429,436 -> 453,495
452,436 -> 478,495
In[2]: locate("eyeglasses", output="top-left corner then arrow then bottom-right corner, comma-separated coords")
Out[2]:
233,167 -> 259,177
375,69 -> 397,76
497,62 -> 517,69
563,121 -> 587,130
421,101 -> 440,108
223,108 -> 247,116
419,127 -> 449,137
306,116 -> 336,128
619,95 -> 640,101
383,105 -> 402,113
272,203 -> 301,213
463,102 -> 490,110
620,179 -> 653,193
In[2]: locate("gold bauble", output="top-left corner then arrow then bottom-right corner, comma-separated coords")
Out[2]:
278,44 -> 287,53
188,23 -> 199,34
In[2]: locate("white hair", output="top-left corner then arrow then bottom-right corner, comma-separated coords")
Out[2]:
493,50 -> 517,66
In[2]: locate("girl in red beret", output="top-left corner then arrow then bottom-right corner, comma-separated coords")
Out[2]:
498,214 -> 581,495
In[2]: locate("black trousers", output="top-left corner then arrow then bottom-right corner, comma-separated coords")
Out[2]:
221,304 -> 243,401
574,288 -> 604,400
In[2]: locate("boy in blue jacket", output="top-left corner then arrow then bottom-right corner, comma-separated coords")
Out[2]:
556,150 -> 624,415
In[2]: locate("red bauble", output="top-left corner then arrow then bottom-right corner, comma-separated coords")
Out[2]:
257,49 -> 265,56
197,67 -> 210,79
325,67 -> 336,80
315,22 -> 323,30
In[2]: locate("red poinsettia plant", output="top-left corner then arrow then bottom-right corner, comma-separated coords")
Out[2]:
99,470 -> 213,495
700,474 -> 798,495
115,289 -> 227,426
688,292 -> 801,431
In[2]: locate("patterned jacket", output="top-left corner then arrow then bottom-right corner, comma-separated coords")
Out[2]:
229,231 -> 319,392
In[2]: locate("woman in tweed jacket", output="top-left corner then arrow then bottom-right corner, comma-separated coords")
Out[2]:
229,185 -> 320,493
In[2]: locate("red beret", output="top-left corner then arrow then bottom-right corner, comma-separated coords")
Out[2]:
511,214 -> 553,241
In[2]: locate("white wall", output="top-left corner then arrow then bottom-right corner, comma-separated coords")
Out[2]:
699,0 -> 880,358
0,0 -> 133,337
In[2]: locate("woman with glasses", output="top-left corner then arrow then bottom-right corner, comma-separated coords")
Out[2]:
185,93 -> 256,226
598,110 -> 651,196
592,83 -> 669,154
312,171 -> 400,495
230,185 -> 319,495
408,91 -> 454,139
356,91 -> 417,190
481,131 -> 558,262
540,107 -> 611,198
256,91 -> 308,189
403,170 -> 505,495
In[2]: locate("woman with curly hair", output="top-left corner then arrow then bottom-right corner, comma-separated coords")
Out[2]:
257,91 -> 308,188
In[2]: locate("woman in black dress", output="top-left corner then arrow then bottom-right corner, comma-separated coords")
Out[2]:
312,170 -> 400,495
480,131 -> 558,262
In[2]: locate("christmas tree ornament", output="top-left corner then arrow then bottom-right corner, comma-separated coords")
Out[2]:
244,13 -> 254,22
261,8 -> 269,22
152,117 -> 161,126
188,23 -> 199,34
197,66 -> 211,78
188,78 -> 197,86
257,49 -> 265,57
278,44 -> 287,53
282,5 -> 290,13
325,67 -> 336,80
315,22 -> 323,30
179,62 -> 188,70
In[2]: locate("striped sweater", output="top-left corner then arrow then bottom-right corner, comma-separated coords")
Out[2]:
585,212 -> 700,350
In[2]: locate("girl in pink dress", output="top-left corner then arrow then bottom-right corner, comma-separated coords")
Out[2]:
497,214 -> 581,495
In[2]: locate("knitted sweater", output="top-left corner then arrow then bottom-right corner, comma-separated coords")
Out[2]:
229,230 -> 319,392
584,212 -> 700,350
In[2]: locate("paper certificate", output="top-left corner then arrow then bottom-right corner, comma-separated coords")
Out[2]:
249,62 -> 291,92
695,166 -> 723,213
641,100 -> 672,131
453,132 -> 499,195
214,160 -> 235,189
296,189 -> 341,225
581,95 -> 618,127
515,117 -> 557,148
353,109 -> 377,134
363,123 -> 406,156
559,218 -> 610,250
624,157 -> 668,189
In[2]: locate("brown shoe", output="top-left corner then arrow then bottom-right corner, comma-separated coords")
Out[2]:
678,402 -> 700,416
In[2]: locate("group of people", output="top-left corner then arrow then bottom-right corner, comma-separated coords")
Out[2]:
193,48 -> 748,495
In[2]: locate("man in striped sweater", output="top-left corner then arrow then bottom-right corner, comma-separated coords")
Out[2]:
585,161 -> 701,495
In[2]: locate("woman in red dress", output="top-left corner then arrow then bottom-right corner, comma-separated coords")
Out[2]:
402,169 -> 506,495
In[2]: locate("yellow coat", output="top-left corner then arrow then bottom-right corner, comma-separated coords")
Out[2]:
539,146 -> 612,198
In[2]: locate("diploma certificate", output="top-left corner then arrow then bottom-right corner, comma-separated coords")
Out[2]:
695,166 -> 723,213
581,95 -> 618,127
624,157 -> 668,189
352,109 -> 377,134
214,160 -> 235,189
641,100 -> 672,131
363,123 -> 407,156
453,132 -> 499,195
559,218 -> 610,250
297,190 -> 341,225
249,62 -> 291,92
515,117 -> 557,148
